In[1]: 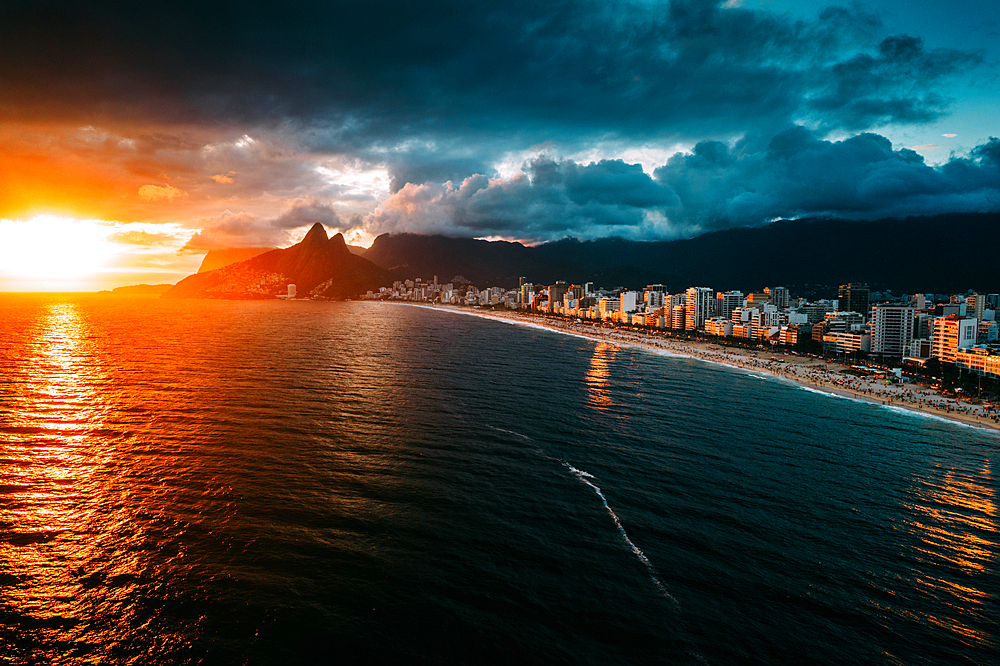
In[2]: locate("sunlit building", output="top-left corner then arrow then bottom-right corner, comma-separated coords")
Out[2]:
685,287 -> 713,331
955,345 -> 1000,378
931,315 -> 978,363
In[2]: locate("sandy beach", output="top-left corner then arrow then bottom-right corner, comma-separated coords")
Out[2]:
403,303 -> 1000,435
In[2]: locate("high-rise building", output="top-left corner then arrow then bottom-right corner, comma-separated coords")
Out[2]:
932,315 -> 978,363
547,282 -> 570,312
620,291 -> 638,313
718,291 -> 744,320
671,305 -> 687,330
519,282 -> 533,306
839,283 -> 870,317
685,287 -> 713,331
870,305 -> 915,358
769,286 -> 789,310
966,294 -> 986,320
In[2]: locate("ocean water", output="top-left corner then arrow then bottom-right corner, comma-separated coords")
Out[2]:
1,295 -> 997,665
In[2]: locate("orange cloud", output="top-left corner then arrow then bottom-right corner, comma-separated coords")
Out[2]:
211,171 -> 236,184
138,183 -> 186,201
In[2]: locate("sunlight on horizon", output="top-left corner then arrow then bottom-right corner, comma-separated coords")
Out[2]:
0,215 -> 121,289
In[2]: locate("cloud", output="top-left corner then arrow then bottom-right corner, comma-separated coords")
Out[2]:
211,171 -> 235,184
107,229 -> 179,246
180,211 -> 289,253
0,1 -> 984,154
368,158 -> 684,240
270,199 -> 344,229
942,133 -> 958,138
654,129 -> 1000,229
138,183 -> 185,202
366,130 -> 1000,242
180,199 -> 361,253
910,144 -> 940,150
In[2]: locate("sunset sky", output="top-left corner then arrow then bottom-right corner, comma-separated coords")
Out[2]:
0,0 -> 997,290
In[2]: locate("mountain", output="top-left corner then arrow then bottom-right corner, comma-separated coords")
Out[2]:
198,247 -> 274,273
97,284 -> 174,297
165,223 -> 395,299
361,212 -> 1000,294
362,234 -> 676,289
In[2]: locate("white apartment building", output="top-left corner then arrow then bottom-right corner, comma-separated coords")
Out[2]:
870,304 -> 915,358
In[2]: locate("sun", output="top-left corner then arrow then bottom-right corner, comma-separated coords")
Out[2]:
0,215 -> 119,281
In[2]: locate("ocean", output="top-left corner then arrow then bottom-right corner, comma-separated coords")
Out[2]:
1,295 -> 997,665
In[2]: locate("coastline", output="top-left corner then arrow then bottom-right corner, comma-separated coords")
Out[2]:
396,302 -> 1000,435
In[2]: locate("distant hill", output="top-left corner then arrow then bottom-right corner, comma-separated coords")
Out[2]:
97,283 -> 174,297
361,212 -> 999,294
165,223 -> 395,299
198,247 -> 274,273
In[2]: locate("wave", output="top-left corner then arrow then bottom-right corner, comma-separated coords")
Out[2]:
564,463 -> 677,605
488,426 -> 533,441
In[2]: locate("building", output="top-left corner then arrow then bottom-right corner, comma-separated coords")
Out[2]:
955,346 -> 1000,378
822,332 -> 871,354
767,286 -> 789,309
620,291 -> 639,314
966,293 -> 986,321
870,305 -> 915,358
704,318 -> 733,337
931,315 -> 978,363
838,283 -> 870,317
519,282 -> 533,306
547,282 -> 570,312
671,305 -> 687,330
717,291 -> 743,320
685,287 -> 713,331
598,298 -> 619,319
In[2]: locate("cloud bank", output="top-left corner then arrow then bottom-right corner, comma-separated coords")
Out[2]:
366,129 -> 1000,241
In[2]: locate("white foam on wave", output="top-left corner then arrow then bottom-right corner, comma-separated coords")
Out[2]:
489,426 -> 533,441
883,404 -> 1000,435
798,385 -> 999,435
564,463 -> 677,605
798,385 -> 856,401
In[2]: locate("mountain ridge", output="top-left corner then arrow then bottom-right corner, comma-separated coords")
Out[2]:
165,223 -> 395,299
360,212 -> 999,294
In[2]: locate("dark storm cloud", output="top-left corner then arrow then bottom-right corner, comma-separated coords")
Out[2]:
0,1 -> 982,151
369,157 -> 684,240
368,130 -> 1000,241
654,129 -> 1000,229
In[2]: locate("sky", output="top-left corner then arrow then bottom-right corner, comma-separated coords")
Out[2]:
0,0 -> 997,290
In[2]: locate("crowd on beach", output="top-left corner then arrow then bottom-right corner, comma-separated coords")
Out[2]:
451,307 -> 1000,431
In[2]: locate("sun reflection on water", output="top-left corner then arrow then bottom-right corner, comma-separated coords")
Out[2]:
585,342 -> 617,409
904,462 -> 997,650
0,301 -> 187,663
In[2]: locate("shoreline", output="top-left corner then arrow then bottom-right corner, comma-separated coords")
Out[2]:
396,302 -> 1000,435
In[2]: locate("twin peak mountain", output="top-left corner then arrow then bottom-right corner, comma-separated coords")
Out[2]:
164,223 -> 394,299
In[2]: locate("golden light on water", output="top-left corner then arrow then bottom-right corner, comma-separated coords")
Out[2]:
585,342 -> 617,408
906,464 -> 997,649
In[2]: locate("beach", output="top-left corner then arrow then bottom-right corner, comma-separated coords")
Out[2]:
406,303 -> 1000,435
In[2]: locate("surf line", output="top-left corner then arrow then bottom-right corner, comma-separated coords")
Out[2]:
565,463 -> 677,605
